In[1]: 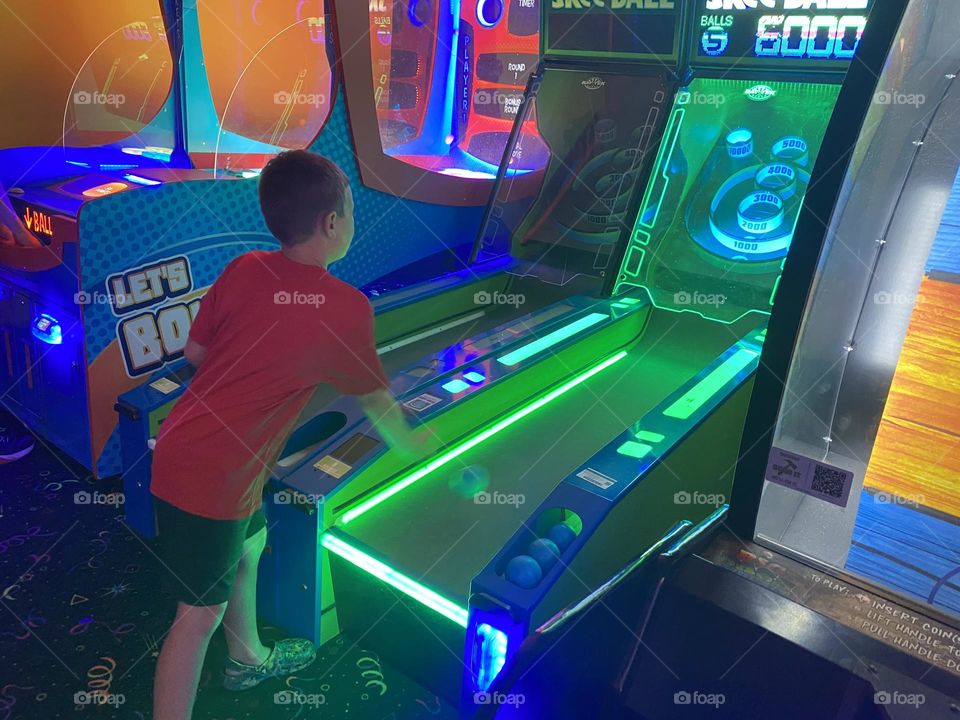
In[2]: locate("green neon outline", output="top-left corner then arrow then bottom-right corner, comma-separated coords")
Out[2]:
620,246 -> 646,283
633,300 -> 768,327
340,350 -> 629,524
321,533 -> 469,627
615,105 -> 685,293
637,107 -> 686,235
768,274 -> 782,307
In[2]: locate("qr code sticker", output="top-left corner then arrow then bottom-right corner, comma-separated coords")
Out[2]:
811,463 -> 851,501
765,447 -> 855,507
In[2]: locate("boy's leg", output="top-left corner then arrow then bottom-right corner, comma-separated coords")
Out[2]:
154,601 -> 226,720
218,522 -> 316,691
221,527 -> 270,666
152,499 -> 253,715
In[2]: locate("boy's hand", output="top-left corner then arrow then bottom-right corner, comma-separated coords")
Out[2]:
358,389 -> 442,461
401,429 -> 442,462
419,428 -> 442,453
0,216 -> 40,248
1,182 -> 41,248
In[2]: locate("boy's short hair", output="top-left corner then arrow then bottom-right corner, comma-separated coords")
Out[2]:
258,150 -> 349,247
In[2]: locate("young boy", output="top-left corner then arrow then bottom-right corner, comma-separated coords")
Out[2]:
150,151 -> 433,719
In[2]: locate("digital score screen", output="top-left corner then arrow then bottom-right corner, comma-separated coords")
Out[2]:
545,1 -> 682,62
693,0 -> 873,71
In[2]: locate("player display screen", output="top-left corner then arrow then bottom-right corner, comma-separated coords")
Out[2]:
693,0 -> 873,71
545,2 -> 682,61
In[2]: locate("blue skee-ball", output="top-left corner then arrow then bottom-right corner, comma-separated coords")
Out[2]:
528,538 -> 561,571
447,464 -> 490,499
506,555 -> 542,588
547,523 -> 577,552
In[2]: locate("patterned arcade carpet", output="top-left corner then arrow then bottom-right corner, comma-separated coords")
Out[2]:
850,489 -> 960,617
0,444 -> 456,720
862,276 -> 960,518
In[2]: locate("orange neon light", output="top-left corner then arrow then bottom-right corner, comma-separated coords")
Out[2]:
22,208 -> 54,237
82,182 -> 129,198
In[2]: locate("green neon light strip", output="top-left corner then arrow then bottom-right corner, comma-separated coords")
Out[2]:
341,350 -> 629,524
637,107 -> 685,234
321,533 -> 469,627
663,348 -> 759,420
768,274 -> 782,307
497,313 -> 608,367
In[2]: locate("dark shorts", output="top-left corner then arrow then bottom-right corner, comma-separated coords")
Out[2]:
154,499 -> 266,607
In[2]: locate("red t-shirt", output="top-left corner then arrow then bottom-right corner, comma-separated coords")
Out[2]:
151,251 -> 389,520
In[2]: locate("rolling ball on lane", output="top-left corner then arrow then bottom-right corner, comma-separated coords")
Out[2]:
448,464 -> 491,499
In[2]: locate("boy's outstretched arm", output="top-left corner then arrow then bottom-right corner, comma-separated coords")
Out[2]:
357,388 -> 439,461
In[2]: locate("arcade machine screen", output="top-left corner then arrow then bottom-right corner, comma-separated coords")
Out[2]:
453,0 -> 543,170
190,0 -> 335,171
369,0 -> 440,153
615,0 -> 872,323
66,13 -> 174,151
544,1 -> 680,58
0,0 -> 183,212
0,0 -> 180,159
367,0 -> 544,177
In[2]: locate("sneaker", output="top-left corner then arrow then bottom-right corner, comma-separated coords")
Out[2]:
222,638 -> 317,691
0,425 -> 34,463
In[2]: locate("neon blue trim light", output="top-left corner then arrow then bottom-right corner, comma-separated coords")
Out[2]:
476,623 -> 509,692
32,314 -> 63,345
